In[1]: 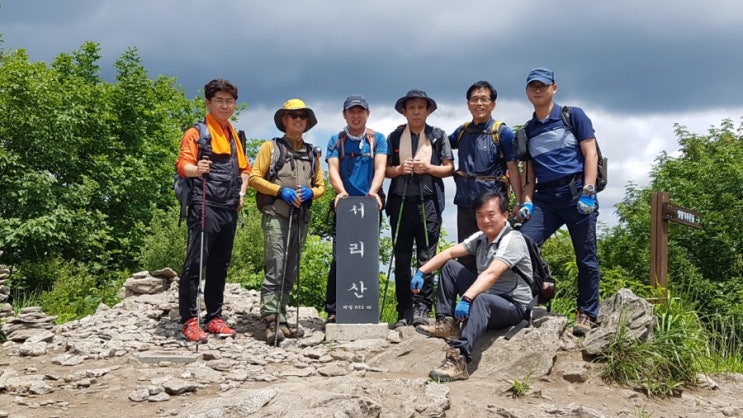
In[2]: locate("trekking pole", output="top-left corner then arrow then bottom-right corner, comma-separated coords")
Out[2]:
418,179 -> 432,310
380,174 -> 410,320
275,205 -> 294,347
294,204 -> 301,331
418,181 -> 431,259
196,154 -> 209,352
296,147 -> 320,330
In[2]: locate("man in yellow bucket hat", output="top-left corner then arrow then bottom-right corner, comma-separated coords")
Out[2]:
249,98 -> 325,344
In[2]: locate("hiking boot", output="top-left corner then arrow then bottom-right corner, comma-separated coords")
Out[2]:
572,310 -> 596,337
416,316 -> 460,340
412,305 -> 431,327
280,322 -> 305,339
181,317 -> 208,343
325,314 -> 336,324
429,347 -> 469,382
264,316 -> 285,345
205,317 -> 236,338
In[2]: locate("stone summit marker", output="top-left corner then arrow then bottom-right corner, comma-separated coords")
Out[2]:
335,196 -> 380,324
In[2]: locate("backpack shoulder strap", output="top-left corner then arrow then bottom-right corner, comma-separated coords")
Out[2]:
336,131 -> 348,160
365,128 -> 376,160
267,137 -> 288,181
560,106 -> 574,136
499,229 -> 533,285
491,120 -> 506,159
194,121 -> 212,159
456,121 -> 471,143
490,120 -> 504,145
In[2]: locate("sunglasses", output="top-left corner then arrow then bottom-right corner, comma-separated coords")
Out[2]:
287,112 -> 308,120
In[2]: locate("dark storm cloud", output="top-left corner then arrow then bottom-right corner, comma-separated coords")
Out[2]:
2,0 -> 742,113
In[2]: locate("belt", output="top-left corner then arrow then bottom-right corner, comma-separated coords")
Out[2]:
455,170 -> 508,183
536,173 -> 581,191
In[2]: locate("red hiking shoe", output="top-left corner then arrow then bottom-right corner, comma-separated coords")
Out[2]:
205,317 -> 236,338
181,317 -> 208,343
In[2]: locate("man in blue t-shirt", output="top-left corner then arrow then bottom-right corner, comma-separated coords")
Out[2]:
449,81 -> 523,275
518,68 -> 601,337
323,94 -> 388,323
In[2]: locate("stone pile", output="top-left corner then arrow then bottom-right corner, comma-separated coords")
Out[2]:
2,272 -> 742,418
0,263 -> 9,304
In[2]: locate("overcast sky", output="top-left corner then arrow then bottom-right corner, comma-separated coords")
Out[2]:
2,0 -> 742,235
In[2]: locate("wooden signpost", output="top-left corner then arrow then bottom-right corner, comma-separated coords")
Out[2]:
650,192 -> 703,296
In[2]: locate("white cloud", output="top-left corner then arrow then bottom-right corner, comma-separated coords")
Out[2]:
235,98 -> 743,237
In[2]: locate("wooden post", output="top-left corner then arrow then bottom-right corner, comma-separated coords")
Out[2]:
650,191 -> 703,302
650,192 -> 669,295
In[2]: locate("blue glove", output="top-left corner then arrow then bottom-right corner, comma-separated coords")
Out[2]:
577,195 -> 596,214
410,270 -> 424,291
519,202 -> 534,220
454,299 -> 471,321
299,185 -> 313,202
279,187 -> 298,205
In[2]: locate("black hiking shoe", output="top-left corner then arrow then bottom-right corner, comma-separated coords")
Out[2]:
412,305 -> 431,326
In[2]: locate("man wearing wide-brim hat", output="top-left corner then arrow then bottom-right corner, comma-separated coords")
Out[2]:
385,89 -> 454,329
249,98 -> 325,345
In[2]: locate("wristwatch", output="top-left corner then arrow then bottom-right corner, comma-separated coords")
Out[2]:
582,184 -> 595,196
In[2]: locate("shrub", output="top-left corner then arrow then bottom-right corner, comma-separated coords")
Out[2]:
39,261 -> 123,323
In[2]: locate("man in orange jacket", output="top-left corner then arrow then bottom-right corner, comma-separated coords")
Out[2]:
176,79 -> 251,343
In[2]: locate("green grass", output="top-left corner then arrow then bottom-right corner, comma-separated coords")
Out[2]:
508,372 -> 533,398
10,287 -> 42,315
598,290 -> 707,397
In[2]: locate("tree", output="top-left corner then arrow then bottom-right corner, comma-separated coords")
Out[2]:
0,42 -> 200,290
600,118 -> 743,318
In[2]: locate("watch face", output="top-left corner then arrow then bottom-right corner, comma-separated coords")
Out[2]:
584,185 -> 595,193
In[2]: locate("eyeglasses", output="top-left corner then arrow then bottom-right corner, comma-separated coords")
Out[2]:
288,112 -> 308,120
527,83 -> 553,92
468,97 -> 492,104
211,98 -> 236,107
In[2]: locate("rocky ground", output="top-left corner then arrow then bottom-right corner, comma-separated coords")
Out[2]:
1,270 -> 742,418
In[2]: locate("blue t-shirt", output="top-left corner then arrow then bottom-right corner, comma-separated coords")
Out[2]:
448,118 -> 515,208
525,104 -> 595,184
326,130 -> 388,196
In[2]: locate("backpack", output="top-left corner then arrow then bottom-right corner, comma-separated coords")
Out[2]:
334,129 -> 376,161
512,233 -> 556,307
255,137 -> 319,210
502,230 -> 556,341
456,120 -> 507,159
174,122 -> 211,226
516,106 -> 607,192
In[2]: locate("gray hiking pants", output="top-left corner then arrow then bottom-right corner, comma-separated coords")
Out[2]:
436,260 -> 525,359
260,212 -> 309,323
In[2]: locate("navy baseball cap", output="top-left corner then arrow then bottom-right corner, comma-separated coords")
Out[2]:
526,68 -> 555,85
343,94 -> 369,110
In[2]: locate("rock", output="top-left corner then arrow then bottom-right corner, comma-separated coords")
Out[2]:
28,380 -> 54,395
129,388 -> 150,402
19,341 -> 47,357
583,288 -> 655,356
2,281 -> 742,418
163,378 -> 198,395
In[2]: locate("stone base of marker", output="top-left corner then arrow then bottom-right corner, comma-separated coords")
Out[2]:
324,323 -> 389,342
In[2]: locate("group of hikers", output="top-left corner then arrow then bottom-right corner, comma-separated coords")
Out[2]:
174,67 -> 602,382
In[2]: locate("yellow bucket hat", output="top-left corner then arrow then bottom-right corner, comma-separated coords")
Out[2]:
273,98 -> 318,133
